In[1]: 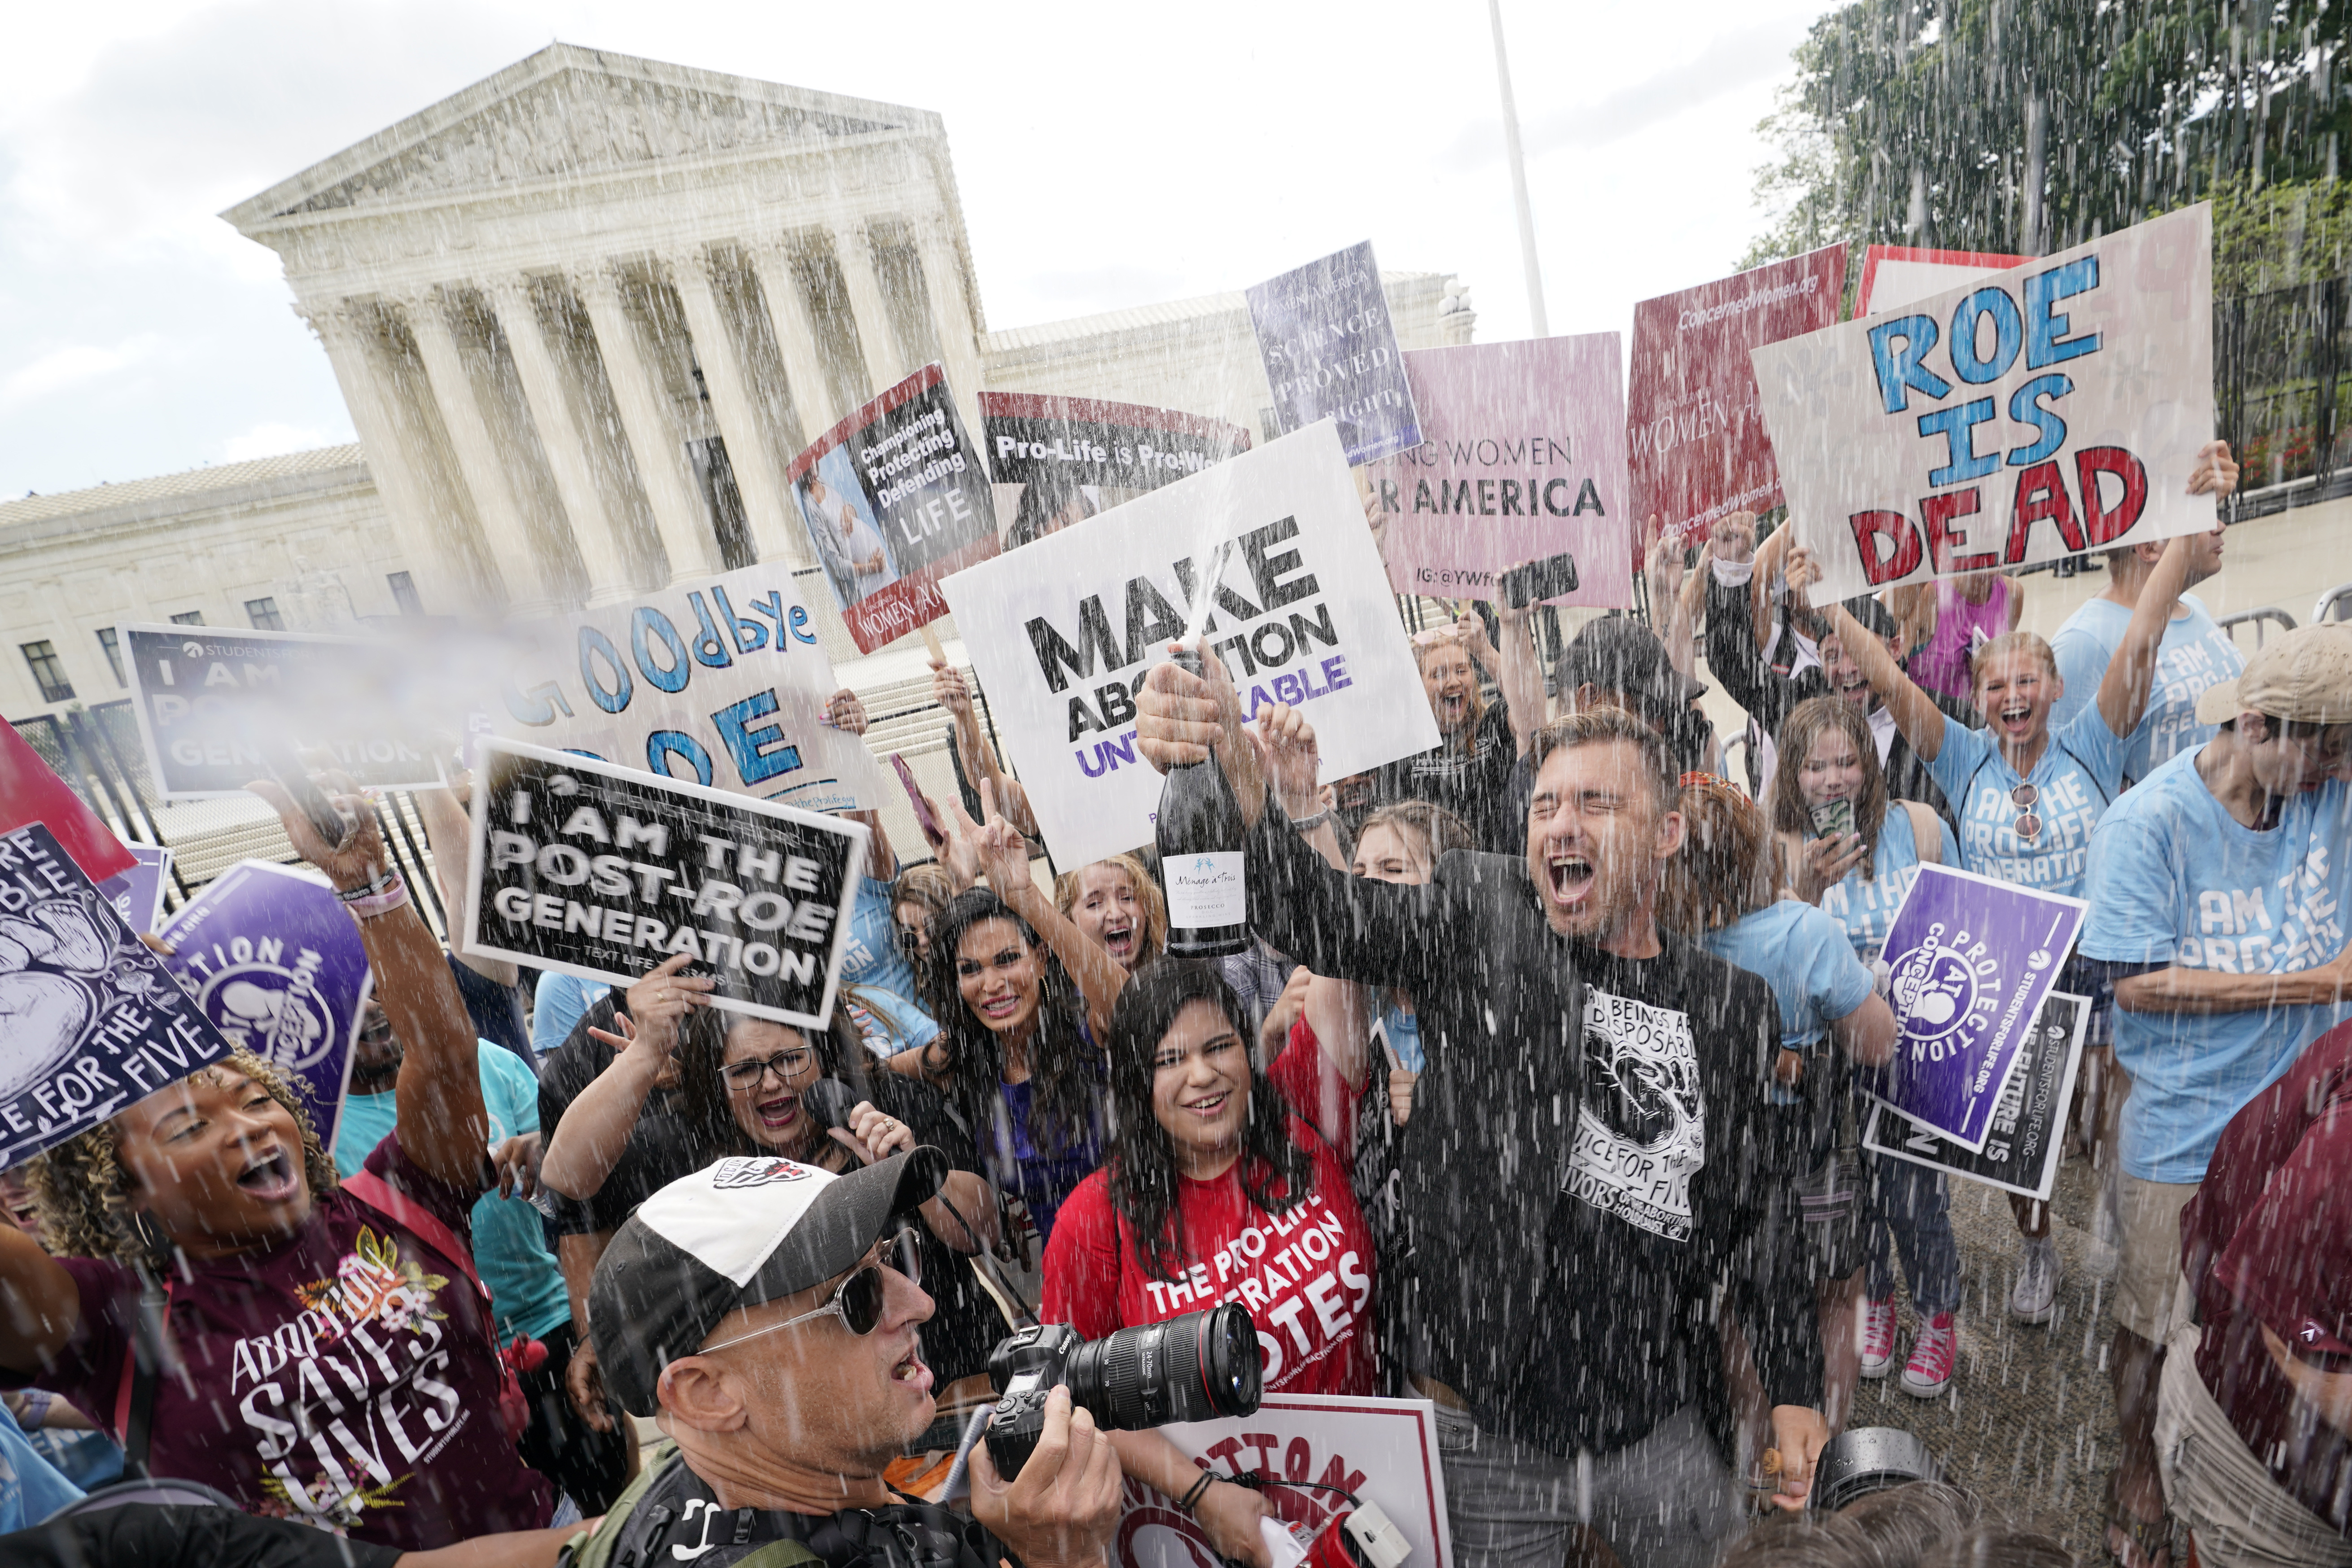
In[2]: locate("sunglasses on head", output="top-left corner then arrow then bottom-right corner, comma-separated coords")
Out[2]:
700,1226 -> 923,1350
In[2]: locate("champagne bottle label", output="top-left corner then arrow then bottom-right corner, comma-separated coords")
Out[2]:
1165,850 -> 1248,927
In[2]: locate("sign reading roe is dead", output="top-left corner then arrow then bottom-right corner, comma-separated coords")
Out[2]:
1756,204 -> 2215,603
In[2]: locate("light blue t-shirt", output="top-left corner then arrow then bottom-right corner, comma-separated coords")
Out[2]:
1923,702 -> 2127,899
0,1400 -> 83,1532
1702,899 -> 1879,1050
532,971 -> 610,1059
2048,592 -> 2243,782
1817,804 -> 1961,963
2082,748 -> 2352,1183
838,876 -> 939,1056
332,1042 -> 574,1341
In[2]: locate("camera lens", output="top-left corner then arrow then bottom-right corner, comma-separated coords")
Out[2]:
1066,1304 -> 1262,1432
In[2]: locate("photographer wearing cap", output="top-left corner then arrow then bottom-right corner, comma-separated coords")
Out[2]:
575,1151 -> 1120,1568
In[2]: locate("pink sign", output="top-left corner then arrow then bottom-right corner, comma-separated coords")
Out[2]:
1627,243 -> 1847,548
1364,334 -> 1632,608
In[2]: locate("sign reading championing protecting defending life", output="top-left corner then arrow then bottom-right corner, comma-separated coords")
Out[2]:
0,823 -> 239,1169
1753,204 -> 2216,604
1865,864 -> 2086,1153
1247,241 -> 1422,466
1627,244 -> 1846,546
1362,335 -> 1634,608
161,861 -> 372,1153
788,362 -> 999,655
494,564 -> 885,815
1865,990 -> 2087,1202
465,738 -> 868,1030
939,422 -> 1439,869
120,623 -> 446,799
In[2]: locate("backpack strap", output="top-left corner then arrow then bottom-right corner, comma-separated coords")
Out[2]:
112,1269 -> 173,1472
1900,801 -> 1943,865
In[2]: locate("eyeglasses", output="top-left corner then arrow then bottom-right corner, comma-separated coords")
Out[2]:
721,1047 -> 817,1089
357,1012 -> 395,1044
2010,783 -> 2042,842
698,1230 -> 923,1351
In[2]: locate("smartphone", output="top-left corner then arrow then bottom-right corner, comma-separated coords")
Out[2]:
1809,798 -> 1855,840
890,753 -> 946,848
1500,551 -> 1580,609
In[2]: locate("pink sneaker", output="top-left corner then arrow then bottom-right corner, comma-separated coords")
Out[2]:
1859,1298 -> 1898,1379
1901,1313 -> 1957,1397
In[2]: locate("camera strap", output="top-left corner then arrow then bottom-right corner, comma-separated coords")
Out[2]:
596,1452 -> 1005,1568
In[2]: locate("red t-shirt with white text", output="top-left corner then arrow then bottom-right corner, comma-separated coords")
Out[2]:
1041,1119 -> 1376,1395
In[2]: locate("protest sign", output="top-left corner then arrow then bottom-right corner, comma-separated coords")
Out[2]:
1626,244 -> 1846,547
1754,205 -> 2215,602
95,844 -> 173,935
1865,864 -> 2086,1152
120,622 -> 445,799
1855,245 -> 2031,318
1247,241 -> 1421,465
1866,990 -> 2087,1202
788,363 -> 998,654
939,422 -> 1438,868
0,719 -> 135,882
161,861 -> 371,1152
981,391 -> 1252,499
466,738 -> 867,1029
0,823 -> 238,1169
494,564 -> 884,814
1363,335 -> 1633,606
1117,1395 -> 1452,1568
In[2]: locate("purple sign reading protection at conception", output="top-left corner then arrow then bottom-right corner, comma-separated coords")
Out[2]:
1866,863 -> 2085,1153
162,860 -> 371,1152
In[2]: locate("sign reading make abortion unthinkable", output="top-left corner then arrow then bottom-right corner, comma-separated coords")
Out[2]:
0,823 -> 238,1169
160,861 -> 372,1153
1627,244 -> 1847,546
121,623 -> 446,798
1865,990 -> 2087,1202
1755,204 -> 2216,604
466,739 -> 867,1030
940,422 -> 1439,869
1363,335 -> 1634,607
1865,864 -> 2087,1153
788,363 -> 999,655
495,564 -> 885,815
1247,241 -> 1422,465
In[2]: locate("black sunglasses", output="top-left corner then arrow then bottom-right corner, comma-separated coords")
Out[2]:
701,1227 -> 923,1347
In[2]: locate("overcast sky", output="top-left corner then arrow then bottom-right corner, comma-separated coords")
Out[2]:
0,0 -> 1826,499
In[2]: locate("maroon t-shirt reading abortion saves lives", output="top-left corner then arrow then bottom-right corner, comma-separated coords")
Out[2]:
18,1132 -> 552,1549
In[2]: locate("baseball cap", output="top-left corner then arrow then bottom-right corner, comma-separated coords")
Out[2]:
2194,625 -> 2352,727
589,1148 -> 948,1415
1555,615 -> 1707,723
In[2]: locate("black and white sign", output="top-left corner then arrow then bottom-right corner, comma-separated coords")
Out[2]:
121,623 -> 445,799
1863,990 -> 2087,1202
0,823 -> 239,1168
464,739 -> 868,1029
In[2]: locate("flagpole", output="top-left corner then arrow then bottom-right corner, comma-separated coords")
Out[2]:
1488,0 -> 1549,337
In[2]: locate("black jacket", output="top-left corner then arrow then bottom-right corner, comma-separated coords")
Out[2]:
1243,802 -> 1821,1457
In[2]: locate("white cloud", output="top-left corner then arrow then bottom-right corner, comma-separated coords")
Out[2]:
221,420 -> 341,462
0,334 -> 163,410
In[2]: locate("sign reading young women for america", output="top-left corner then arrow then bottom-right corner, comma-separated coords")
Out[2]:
1361,334 -> 1634,606
1865,864 -> 2085,1152
940,423 -> 1438,868
1754,204 -> 2214,604
465,739 -> 867,1030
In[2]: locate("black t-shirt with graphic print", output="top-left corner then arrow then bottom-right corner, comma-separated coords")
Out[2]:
1371,702 -> 1520,852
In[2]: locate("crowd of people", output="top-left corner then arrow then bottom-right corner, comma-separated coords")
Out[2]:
2,432 -> 2350,1568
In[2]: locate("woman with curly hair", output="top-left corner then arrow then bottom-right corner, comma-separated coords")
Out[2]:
0,779 -> 556,1550
1044,959 -> 1374,1567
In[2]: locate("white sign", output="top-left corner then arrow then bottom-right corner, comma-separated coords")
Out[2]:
940,423 -> 1438,867
493,565 -> 886,814
1116,1396 -> 1452,1568
1754,204 -> 2215,604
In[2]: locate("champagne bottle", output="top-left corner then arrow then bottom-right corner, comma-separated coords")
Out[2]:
1156,649 -> 1250,958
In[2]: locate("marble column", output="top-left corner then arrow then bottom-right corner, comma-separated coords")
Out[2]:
664,248 -> 806,567
299,301 -> 484,615
912,214 -> 988,431
746,239 -> 842,443
574,265 -> 723,583
402,290 -> 556,618
832,219 -> 903,394
484,276 -> 638,607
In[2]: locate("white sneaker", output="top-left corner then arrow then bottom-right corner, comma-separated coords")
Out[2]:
1858,1297 -> 1898,1380
2010,1237 -> 2061,1324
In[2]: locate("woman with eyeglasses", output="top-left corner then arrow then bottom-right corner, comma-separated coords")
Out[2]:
1818,519 -> 2207,1324
1043,960 -> 1376,1568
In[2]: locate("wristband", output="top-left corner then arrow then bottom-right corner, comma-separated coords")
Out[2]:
341,872 -> 410,921
335,866 -> 399,903
1288,810 -> 1329,834
1177,1471 -> 1216,1513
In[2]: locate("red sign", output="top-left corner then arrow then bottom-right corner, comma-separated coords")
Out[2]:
0,719 -> 135,881
1626,243 -> 1847,551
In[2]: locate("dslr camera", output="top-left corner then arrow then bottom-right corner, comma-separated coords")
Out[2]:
984,1305 -> 1261,1477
